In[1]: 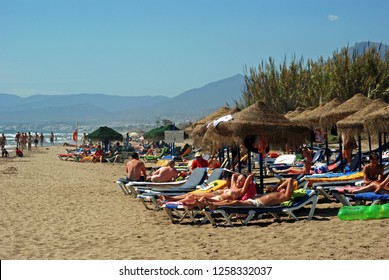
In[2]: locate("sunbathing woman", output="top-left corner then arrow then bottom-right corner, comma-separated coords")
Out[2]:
273,147 -> 313,174
160,173 -> 254,205
194,178 -> 297,210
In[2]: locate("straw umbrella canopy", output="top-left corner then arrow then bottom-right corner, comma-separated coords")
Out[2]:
302,98 -> 343,128
319,93 -> 373,130
185,106 -> 237,135
203,101 -> 310,149
364,105 -> 389,134
288,107 -> 315,127
337,99 -> 388,137
284,107 -> 304,119
189,106 -> 239,146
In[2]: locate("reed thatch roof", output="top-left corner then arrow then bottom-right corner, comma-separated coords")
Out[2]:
203,101 -> 310,148
184,106 -> 238,134
302,98 -> 343,128
337,99 -> 388,136
187,106 -> 239,147
289,107 -> 315,127
284,107 -> 304,119
319,94 -> 373,129
364,105 -> 389,134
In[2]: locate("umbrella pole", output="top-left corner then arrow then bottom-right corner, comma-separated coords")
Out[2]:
310,129 -> 314,149
368,133 -> 372,153
237,146 -> 241,173
231,147 -> 235,172
339,136 -> 344,172
357,129 -> 362,171
259,153 -> 264,194
378,132 -> 383,166
226,147 -> 231,170
247,150 -> 252,173
325,129 -> 330,166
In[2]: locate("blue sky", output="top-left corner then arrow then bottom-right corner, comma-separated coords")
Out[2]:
1,0 -> 388,97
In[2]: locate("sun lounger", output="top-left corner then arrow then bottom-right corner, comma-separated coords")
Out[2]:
312,179 -> 364,201
161,181 -> 258,224
203,189 -> 318,226
116,176 -> 187,196
132,168 -> 208,210
143,147 -> 168,162
329,188 -> 389,206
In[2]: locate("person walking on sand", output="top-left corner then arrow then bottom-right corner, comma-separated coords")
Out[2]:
126,152 -> 147,181
15,132 -> 21,149
34,132 -> 39,149
27,132 -> 33,151
40,133 -> 44,147
50,132 -> 54,145
0,133 -> 6,156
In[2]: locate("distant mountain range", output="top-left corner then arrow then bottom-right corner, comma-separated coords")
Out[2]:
1,41 -> 388,126
349,41 -> 389,60
0,73 -> 245,124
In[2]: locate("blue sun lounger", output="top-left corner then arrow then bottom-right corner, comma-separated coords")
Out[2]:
202,189 -> 318,226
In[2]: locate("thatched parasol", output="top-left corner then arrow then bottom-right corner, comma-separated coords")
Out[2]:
364,105 -> 389,134
284,107 -> 304,119
185,106 -> 237,135
203,101 -> 310,149
337,99 -> 388,136
319,93 -> 373,129
188,106 -> 239,147
302,98 -> 343,128
289,107 -> 315,127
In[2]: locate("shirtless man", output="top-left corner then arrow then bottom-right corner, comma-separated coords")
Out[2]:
148,160 -> 178,182
198,178 -> 297,209
126,152 -> 147,181
362,152 -> 383,185
350,152 -> 389,194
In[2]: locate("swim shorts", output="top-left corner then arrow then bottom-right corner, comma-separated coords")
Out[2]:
246,198 -> 263,207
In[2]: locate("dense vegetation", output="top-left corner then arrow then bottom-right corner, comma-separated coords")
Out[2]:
237,45 -> 389,113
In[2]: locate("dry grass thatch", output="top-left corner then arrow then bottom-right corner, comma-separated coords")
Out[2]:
337,99 -> 388,136
364,105 -> 389,134
184,106 -> 238,134
284,107 -> 305,119
319,94 -> 373,129
202,101 -> 310,148
289,107 -> 315,127
303,98 -> 343,128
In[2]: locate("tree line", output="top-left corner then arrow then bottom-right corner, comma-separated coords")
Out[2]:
235,44 -> 389,113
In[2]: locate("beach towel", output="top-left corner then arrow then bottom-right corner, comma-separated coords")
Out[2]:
241,181 -> 257,201
280,189 -> 307,207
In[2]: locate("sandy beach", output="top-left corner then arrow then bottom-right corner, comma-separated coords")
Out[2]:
1,145 -> 388,260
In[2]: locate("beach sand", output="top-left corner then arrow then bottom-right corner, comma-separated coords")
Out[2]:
1,145 -> 388,260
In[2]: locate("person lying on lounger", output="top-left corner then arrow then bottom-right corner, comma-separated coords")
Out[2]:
191,178 -> 297,210
160,172 -> 253,205
347,165 -> 389,194
273,147 -> 313,174
147,160 -> 178,182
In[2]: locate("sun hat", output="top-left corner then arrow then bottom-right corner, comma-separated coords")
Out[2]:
194,152 -> 202,157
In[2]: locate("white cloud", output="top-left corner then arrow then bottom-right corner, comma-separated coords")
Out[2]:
328,15 -> 339,21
